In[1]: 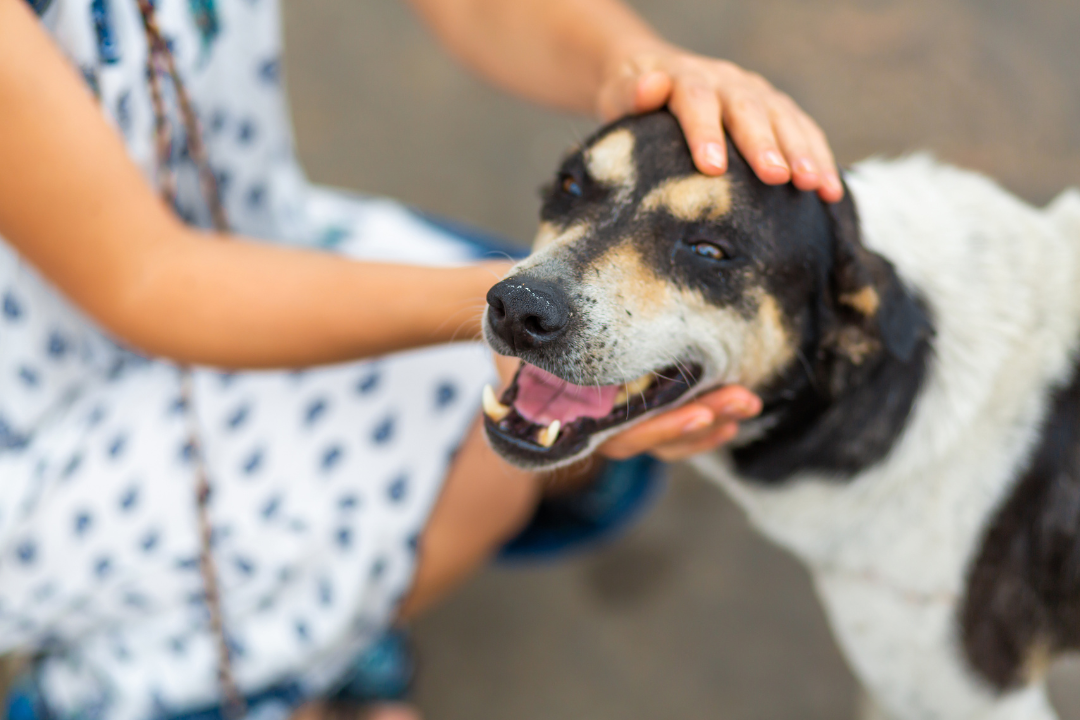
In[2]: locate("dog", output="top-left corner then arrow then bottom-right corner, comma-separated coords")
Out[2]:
480,110 -> 1080,720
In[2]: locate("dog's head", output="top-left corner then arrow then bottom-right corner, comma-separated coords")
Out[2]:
483,111 -> 928,470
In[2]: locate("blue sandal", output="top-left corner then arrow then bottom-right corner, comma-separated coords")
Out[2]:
499,454 -> 666,561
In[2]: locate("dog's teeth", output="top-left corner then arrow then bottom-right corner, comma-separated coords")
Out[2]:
482,384 -> 511,422
537,420 -> 561,448
615,373 -> 655,405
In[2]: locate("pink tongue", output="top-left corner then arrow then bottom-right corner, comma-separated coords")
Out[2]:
514,364 -> 619,426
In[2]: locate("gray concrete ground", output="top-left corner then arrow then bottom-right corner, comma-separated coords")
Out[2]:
281,2 -> 1080,718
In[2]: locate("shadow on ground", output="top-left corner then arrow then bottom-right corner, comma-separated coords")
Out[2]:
281,1 -> 1080,717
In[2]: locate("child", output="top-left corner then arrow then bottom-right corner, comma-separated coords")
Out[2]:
0,0 -> 839,718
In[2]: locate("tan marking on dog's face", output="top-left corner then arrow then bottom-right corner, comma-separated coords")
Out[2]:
588,242 -> 671,319
585,128 -> 636,188
532,221 -> 588,252
839,286 -> 881,317
640,175 -> 733,221
574,242 -> 795,390
735,293 -> 797,389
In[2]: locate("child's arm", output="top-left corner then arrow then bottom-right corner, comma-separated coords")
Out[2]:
0,0 -> 504,369
408,0 -> 842,202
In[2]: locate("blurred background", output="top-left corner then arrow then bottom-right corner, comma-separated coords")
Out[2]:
280,2 -> 1080,718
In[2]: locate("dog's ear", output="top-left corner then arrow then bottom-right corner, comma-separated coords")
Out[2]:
818,182 -> 931,390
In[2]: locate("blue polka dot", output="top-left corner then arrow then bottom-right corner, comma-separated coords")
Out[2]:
246,184 -> 266,209
261,495 -> 281,520
218,372 -> 238,387
242,448 -> 263,475
210,109 -> 227,134
318,226 -> 349,249
406,534 -> 420,554
210,525 -> 232,547
18,366 -> 40,387
317,578 -> 333,606
304,398 -> 328,426
115,91 -> 132,135
175,557 -> 200,571
226,404 -> 250,430
370,558 -> 387,579
215,169 -> 232,196
94,556 -> 113,578
140,530 -> 160,552
233,556 -> 256,576
371,416 -> 395,445
338,494 -> 358,510
226,635 -> 246,660
237,119 -> 257,144
61,452 -> 83,480
87,405 -> 107,427
74,511 -> 93,537
123,592 -> 148,609
107,434 -> 127,459
2,292 -> 22,321
168,396 -> 188,415
119,486 -> 139,512
180,441 -> 197,464
258,57 -> 280,84
169,637 -> 186,655
321,445 -> 343,472
33,582 -> 55,602
356,371 -> 380,395
435,381 -> 458,409
90,0 -> 120,64
387,474 -> 408,503
335,527 -> 352,550
46,331 -> 69,359
294,620 -> 310,642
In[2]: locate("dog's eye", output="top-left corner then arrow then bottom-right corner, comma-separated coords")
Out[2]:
690,241 -> 725,260
560,174 -> 583,198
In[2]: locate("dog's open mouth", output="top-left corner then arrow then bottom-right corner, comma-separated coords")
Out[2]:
482,362 -> 703,465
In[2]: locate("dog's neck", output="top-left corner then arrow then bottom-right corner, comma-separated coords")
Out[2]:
728,261 -> 934,485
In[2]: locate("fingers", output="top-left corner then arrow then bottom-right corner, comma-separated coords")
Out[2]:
598,385 -> 761,461
668,79 -> 728,175
609,52 -> 844,202
720,91 -> 791,185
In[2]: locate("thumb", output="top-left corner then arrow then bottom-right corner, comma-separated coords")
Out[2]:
597,69 -> 672,121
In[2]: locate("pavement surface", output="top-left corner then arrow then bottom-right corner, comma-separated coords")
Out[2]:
280,2 -> 1080,718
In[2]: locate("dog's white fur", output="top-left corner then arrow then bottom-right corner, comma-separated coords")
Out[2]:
692,156 -> 1080,720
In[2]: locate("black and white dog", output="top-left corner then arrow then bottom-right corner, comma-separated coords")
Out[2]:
480,110 -> 1080,720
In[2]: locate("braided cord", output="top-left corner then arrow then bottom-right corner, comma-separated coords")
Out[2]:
132,3 -> 246,718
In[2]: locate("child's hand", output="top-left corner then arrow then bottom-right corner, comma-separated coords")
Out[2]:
597,384 -> 761,462
597,45 -> 843,203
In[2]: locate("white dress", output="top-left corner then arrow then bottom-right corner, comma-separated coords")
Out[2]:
0,1 -> 499,718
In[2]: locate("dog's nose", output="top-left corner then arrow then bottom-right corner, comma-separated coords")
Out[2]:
487,277 -> 571,351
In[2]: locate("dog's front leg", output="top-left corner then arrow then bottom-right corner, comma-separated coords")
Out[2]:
812,571 -> 1058,720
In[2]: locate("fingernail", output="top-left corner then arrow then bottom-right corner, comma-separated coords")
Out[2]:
682,411 -> 714,434
762,150 -> 787,170
795,158 -> 817,175
703,143 -> 725,171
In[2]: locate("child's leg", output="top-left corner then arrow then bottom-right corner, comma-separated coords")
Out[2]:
397,418 -> 540,621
